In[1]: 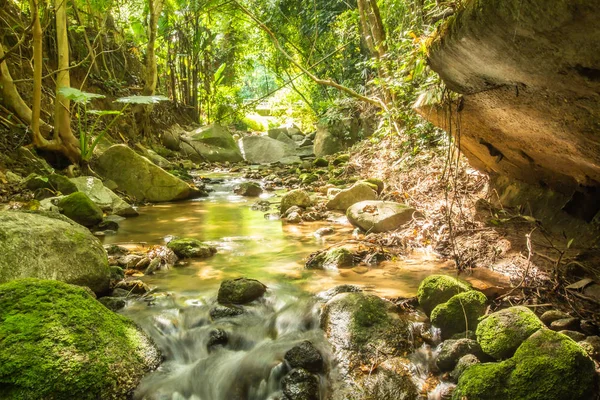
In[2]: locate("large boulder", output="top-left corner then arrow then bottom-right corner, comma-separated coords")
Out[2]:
280,189 -> 312,214
0,211 -> 110,293
94,144 -> 191,202
0,279 -> 160,399
57,191 -> 104,227
346,200 -> 416,233
454,330 -> 597,400
24,173 -> 77,195
239,136 -> 296,164
475,306 -> 545,360
180,124 -> 243,163
417,275 -> 471,316
70,176 -> 138,216
431,290 -> 487,339
313,127 -> 344,157
162,123 -> 185,151
326,182 -> 377,212
217,278 -> 267,305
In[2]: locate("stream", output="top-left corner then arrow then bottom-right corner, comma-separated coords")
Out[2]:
101,173 -> 485,400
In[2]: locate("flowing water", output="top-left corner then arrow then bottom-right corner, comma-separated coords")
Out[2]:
102,173 -> 501,400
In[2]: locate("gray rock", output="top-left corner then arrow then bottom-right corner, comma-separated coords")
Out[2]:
25,173 -> 77,195
276,132 -> 298,147
162,123 -> 184,150
316,284 -> 362,302
210,305 -> 245,320
285,341 -> 324,373
326,182 -> 377,212
0,211 -> 110,294
234,182 -> 263,197
436,338 -> 486,371
450,354 -> 480,381
280,189 -> 312,213
281,368 -> 320,400
207,328 -> 228,349
94,145 -> 191,202
217,277 -> 267,305
540,309 -> 570,325
306,247 -> 354,270
347,200 -> 416,233
550,317 -> 580,331
559,330 -> 586,342
239,136 -> 296,164
98,296 -> 126,311
180,124 -> 243,163
313,127 -> 343,157
286,211 -> 302,224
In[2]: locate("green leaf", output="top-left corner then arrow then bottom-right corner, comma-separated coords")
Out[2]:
115,95 -> 169,104
87,110 -> 123,116
214,63 -> 227,86
567,238 -> 574,249
58,87 -> 105,104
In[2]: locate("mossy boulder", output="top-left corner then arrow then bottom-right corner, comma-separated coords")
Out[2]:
0,279 -> 160,399
167,238 -> 216,258
24,173 -> 78,195
94,144 -> 191,202
454,330 -> 596,400
0,211 -> 110,294
234,182 -> 263,197
280,189 -> 312,214
313,158 -> 329,167
436,338 -> 486,371
180,124 -> 243,163
332,154 -> 350,166
431,290 -> 487,339
69,176 -> 137,217
417,274 -> 471,316
57,191 -> 104,227
217,277 -> 267,305
306,247 -> 354,270
299,173 -> 318,184
475,306 -> 545,360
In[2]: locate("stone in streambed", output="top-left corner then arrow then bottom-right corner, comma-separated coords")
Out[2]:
431,290 -> 487,339
540,309 -> 570,325
0,279 -> 160,400
234,182 -> 263,197
306,247 -> 354,270
0,211 -> 110,294
417,274 -> 471,316
210,305 -> 245,320
167,238 -> 217,258
180,124 -> 243,163
436,338 -> 486,371
57,191 -> 104,227
282,368 -> 320,400
280,189 -> 312,214
285,341 -> 324,373
69,176 -> 138,216
326,182 -> 377,212
98,296 -> 126,311
217,278 -> 267,305
347,200 -> 416,233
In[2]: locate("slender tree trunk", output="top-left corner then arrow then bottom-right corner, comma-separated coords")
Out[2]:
0,43 -> 36,128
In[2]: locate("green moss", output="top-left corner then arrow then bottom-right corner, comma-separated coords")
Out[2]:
476,306 -> 544,359
417,274 -> 471,316
313,158 -> 329,167
306,247 -> 354,270
299,173 -> 318,184
454,330 -> 596,400
217,278 -> 266,304
332,154 -> 350,166
167,238 -> 217,258
0,279 -> 159,400
431,290 -> 487,338
57,191 -> 103,227
346,294 -> 394,346
362,178 -> 384,194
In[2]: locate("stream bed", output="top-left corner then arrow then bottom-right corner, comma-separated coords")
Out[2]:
101,173 -> 496,400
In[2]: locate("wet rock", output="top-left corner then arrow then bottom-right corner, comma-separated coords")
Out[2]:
287,211 -> 302,224
476,306 -> 544,359
436,338 -> 486,371
316,284 -> 362,302
450,354 -> 480,382
362,178 -> 384,194
361,368 -> 418,400
326,182 -> 377,212
104,244 -> 129,256
306,247 -> 354,270
111,288 -> 130,297
550,317 -> 580,331
314,227 -> 334,236
234,182 -> 263,197
217,277 -> 267,305
210,305 -> 245,320
57,192 -> 104,227
70,176 -> 138,216
251,200 -> 271,211
281,368 -> 320,400
109,266 -> 125,281
431,290 -> 487,339
455,329 -> 597,400
98,296 -> 126,311
97,219 -> 119,231
167,238 -> 217,258
207,328 -> 228,349
0,279 -> 160,399
114,279 -> 150,294
180,124 -> 243,163
416,274 -> 471,316
0,211 -> 110,294
280,189 -> 312,214
347,200 -> 416,233
94,144 -> 192,202
285,341 -> 324,373
118,254 -> 145,269
559,330 -> 586,342
162,123 -> 184,151
540,309 -> 570,325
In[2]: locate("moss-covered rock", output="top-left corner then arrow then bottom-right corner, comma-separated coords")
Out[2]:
24,173 -> 78,195
0,279 -> 160,399
475,306 -> 544,359
454,330 -> 596,400
313,157 -> 329,167
306,247 -> 354,270
332,154 -> 350,166
0,211 -> 110,294
280,189 -> 312,214
436,338 -> 486,371
431,290 -> 487,339
234,182 -> 263,197
299,173 -> 318,184
57,191 -> 104,227
167,238 -> 217,258
416,274 -> 471,316
362,178 -> 384,194
217,277 -> 267,304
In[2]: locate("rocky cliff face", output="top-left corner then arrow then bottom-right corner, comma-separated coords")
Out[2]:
416,0 -> 600,238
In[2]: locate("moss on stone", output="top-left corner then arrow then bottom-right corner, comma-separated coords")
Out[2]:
313,158 -> 329,167
362,178 -> 384,194
454,330 -> 596,400
299,173 -> 319,184
417,274 -> 471,316
305,247 -> 354,270
217,277 -> 267,305
475,306 -> 544,359
332,154 -> 350,166
0,279 -> 160,399
167,238 -> 217,258
431,290 -> 487,338
280,189 -> 312,214
58,191 -> 104,227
